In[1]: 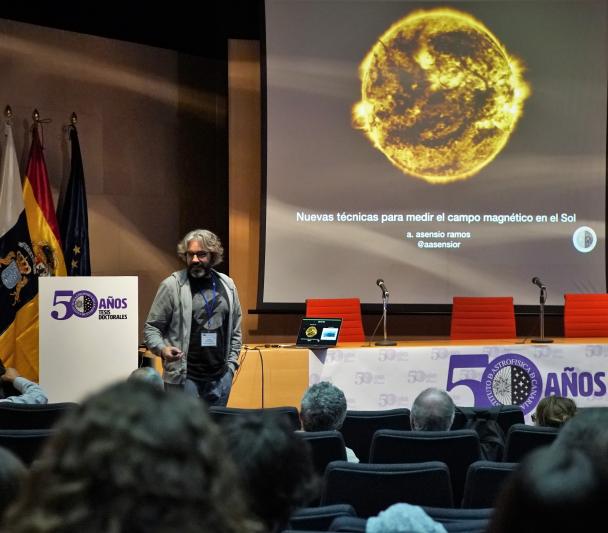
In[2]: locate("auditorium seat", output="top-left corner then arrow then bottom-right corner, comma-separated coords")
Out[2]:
0,429 -> 55,465
340,408 -> 411,463
289,504 -> 357,531
462,461 -> 517,508
0,402 -> 77,429
207,405 -> 301,430
450,297 -> 516,340
296,430 -> 347,476
451,405 -> 524,436
320,460 -> 454,516
564,293 -> 608,337
305,298 -> 365,342
503,424 -> 559,462
369,429 -> 481,505
329,507 -> 493,533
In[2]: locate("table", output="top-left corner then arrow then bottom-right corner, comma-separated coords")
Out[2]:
228,339 -> 608,420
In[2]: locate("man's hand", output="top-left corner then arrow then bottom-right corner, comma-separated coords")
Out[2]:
161,346 -> 184,362
1,367 -> 20,383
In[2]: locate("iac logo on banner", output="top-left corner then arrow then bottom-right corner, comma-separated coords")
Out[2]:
50,290 -> 128,321
447,353 -> 542,415
447,353 -> 608,414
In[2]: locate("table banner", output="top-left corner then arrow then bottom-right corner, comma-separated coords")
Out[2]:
309,344 -> 608,422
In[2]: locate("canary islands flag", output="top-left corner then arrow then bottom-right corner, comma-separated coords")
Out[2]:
0,123 -> 38,379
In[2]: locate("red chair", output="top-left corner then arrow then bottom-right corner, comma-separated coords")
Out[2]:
305,298 -> 365,342
564,293 -> 608,337
450,297 -> 516,340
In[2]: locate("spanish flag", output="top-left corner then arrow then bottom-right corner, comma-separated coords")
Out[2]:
0,123 -> 38,380
21,125 -> 67,380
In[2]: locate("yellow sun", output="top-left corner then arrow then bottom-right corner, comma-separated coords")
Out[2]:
353,8 -> 530,184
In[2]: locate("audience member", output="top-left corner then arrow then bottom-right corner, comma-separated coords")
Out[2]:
532,395 -> 576,428
3,380 -> 259,533
0,448 -> 26,519
300,381 -> 359,462
488,445 -> 607,533
552,406 -> 608,468
367,503 -> 446,533
223,413 -> 318,533
0,363 -> 47,404
410,388 -> 455,431
127,367 -> 164,391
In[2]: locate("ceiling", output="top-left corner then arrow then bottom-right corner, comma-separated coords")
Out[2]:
0,1 -> 262,57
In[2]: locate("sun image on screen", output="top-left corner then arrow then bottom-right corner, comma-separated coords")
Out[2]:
352,7 -> 531,184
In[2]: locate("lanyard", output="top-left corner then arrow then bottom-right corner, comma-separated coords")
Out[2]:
200,275 -> 217,327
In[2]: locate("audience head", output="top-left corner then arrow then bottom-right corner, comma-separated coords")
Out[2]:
223,412 -> 317,532
127,366 -> 164,391
488,445 -> 608,533
300,381 -> 347,431
410,388 -> 455,431
533,395 -> 577,428
552,406 -> 608,466
0,448 -> 27,518
4,381 -> 258,533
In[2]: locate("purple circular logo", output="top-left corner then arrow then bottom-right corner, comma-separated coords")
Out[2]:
70,290 -> 98,318
481,353 -> 542,415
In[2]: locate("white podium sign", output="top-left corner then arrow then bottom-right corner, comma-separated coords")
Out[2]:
39,276 -> 138,402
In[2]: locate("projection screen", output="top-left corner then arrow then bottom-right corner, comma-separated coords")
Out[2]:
259,0 -> 607,310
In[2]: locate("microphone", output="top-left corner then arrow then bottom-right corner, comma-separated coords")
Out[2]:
531,277 -> 545,289
376,278 -> 389,297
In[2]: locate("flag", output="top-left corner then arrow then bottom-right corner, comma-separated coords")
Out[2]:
20,125 -> 67,381
0,123 -> 38,379
23,125 -> 67,278
58,125 -> 90,275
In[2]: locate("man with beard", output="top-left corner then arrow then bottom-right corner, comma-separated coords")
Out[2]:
144,229 -> 242,405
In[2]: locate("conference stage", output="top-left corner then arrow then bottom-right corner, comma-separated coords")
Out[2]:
227,339 -> 608,421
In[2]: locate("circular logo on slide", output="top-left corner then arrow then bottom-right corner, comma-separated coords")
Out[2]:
71,290 -> 98,318
305,326 -> 318,338
481,354 -> 542,415
572,226 -> 597,253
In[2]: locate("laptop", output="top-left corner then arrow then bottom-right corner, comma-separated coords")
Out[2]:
292,317 -> 342,349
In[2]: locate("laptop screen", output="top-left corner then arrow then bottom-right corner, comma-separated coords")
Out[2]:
296,317 -> 342,347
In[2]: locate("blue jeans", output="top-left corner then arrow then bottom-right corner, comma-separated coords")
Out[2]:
166,371 -> 233,406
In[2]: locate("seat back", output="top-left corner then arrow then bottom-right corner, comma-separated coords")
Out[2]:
452,405 -> 524,437
329,516 -> 367,532
330,508 -> 493,533
504,424 -> 559,462
422,506 -> 494,533
564,293 -> 608,337
305,298 -> 365,342
370,429 -> 481,505
462,460 -> 517,508
0,429 -> 55,465
450,297 -> 516,340
297,431 -> 347,476
0,402 -> 77,430
207,405 -> 300,430
320,460 -> 454,517
289,504 -> 357,531
340,408 -> 410,463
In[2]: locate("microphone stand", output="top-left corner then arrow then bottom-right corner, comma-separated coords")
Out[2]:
375,290 -> 396,346
531,285 -> 553,343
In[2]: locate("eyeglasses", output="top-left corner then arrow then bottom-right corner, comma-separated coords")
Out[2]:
186,251 -> 210,260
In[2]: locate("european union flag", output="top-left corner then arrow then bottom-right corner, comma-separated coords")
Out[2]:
58,125 -> 90,276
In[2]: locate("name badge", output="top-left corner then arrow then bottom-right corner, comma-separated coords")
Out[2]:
201,332 -> 217,347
